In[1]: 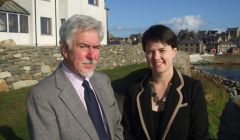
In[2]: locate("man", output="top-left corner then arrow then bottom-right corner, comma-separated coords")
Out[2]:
27,15 -> 123,140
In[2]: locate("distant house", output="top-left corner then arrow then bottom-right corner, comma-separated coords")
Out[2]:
178,37 -> 206,54
0,0 -> 108,46
226,27 -> 240,39
207,30 -> 218,36
130,33 -> 142,45
197,30 -> 207,37
219,32 -> 230,42
200,35 -> 222,52
230,38 -> 240,47
210,48 -> 217,55
228,47 -> 240,55
178,29 -> 196,40
217,41 -> 237,54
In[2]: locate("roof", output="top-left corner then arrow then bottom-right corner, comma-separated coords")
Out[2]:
219,41 -> 236,45
179,37 -> 204,45
227,27 -> 239,32
0,0 -> 30,15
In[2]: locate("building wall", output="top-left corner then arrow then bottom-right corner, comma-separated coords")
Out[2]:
80,1 -> 107,45
12,0 -> 34,44
1,0 -> 107,45
16,0 -> 35,45
0,0 -> 33,45
65,0 -> 107,45
0,31 -> 30,44
178,44 -> 199,54
35,0 -> 57,46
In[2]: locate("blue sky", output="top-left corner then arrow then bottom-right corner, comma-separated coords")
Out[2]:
106,0 -> 240,37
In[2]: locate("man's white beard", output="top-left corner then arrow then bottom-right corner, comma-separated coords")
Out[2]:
79,59 -> 97,78
80,70 -> 94,78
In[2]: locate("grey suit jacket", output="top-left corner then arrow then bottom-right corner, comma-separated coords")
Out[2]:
27,66 -> 123,140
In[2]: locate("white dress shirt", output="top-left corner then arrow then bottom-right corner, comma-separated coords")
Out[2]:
61,63 -> 97,111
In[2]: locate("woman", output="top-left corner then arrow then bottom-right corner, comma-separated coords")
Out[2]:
122,25 -> 208,140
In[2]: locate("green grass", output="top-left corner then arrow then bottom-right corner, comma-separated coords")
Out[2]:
0,87 -> 30,140
0,63 -> 228,140
192,71 -> 229,139
100,63 -> 147,81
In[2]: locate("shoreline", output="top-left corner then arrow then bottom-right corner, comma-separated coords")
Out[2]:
191,62 -> 240,65
193,69 -> 240,95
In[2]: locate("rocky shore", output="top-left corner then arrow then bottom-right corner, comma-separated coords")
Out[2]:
194,69 -> 240,95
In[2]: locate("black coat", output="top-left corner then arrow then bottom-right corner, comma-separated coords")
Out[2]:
218,95 -> 240,140
122,68 -> 208,140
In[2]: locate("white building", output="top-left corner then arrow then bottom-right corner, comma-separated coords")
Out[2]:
0,0 -> 108,46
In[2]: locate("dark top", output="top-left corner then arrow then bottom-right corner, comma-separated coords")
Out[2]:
122,68 -> 209,140
218,96 -> 240,140
151,110 -> 164,139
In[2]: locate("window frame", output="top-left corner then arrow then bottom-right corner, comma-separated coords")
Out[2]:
60,18 -> 65,25
0,12 -> 7,32
8,13 -> 18,33
41,17 -> 52,35
20,15 -> 28,33
88,0 -> 98,6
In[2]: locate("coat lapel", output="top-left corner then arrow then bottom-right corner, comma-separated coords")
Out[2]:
136,72 -> 153,140
139,82 -> 156,140
54,67 -> 99,139
159,83 -> 180,138
160,69 -> 184,140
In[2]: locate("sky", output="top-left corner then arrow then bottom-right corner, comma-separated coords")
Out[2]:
106,0 -> 240,38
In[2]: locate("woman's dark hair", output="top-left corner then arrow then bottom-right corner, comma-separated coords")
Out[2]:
142,24 -> 178,52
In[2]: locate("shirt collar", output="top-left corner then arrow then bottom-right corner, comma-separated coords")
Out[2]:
60,62 -> 90,82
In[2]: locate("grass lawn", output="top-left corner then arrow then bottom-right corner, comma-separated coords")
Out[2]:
0,63 -> 228,140
0,87 -> 29,140
192,71 -> 229,139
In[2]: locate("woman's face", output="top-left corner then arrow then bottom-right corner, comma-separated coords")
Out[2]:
145,41 -> 177,75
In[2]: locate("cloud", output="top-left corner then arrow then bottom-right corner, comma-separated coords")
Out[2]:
159,15 -> 204,31
109,15 -> 205,37
110,26 -> 145,33
212,28 -> 224,33
109,26 -> 146,37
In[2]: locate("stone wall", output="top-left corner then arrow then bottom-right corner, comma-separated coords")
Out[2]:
0,45 -> 190,92
201,55 -> 240,64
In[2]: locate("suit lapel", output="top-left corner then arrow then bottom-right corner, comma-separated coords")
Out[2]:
54,67 -> 99,139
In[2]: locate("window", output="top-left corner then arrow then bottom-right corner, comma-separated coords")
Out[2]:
41,17 -> 51,34
20,15 -> 28,33
0,12 -> 7,32
61,19 -> 65,25
9,14 -> 18,32
88,0 -> 98,6
0,12 -> 29,33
